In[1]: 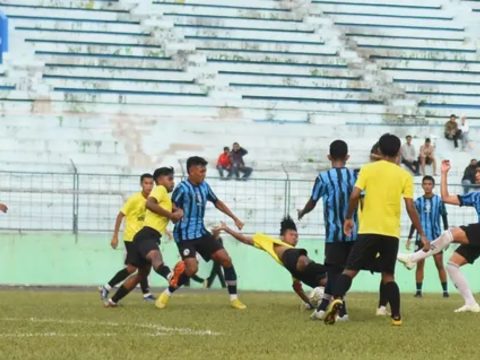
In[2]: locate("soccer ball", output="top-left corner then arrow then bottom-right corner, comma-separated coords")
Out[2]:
309,286 -> 324,307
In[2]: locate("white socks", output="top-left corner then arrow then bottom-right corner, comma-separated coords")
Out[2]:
230,294 -> 238,301
447,262 -> 477,306
410,230 -> 454,263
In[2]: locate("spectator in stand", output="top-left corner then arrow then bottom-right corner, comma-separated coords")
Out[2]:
419,138 -> 437,176
216,146 -> 232,179
462,159 -> 478,194
230,142 -> 253,181
444,114 -> 462,149
460,116 -> 470,151
401,135 -> 420,175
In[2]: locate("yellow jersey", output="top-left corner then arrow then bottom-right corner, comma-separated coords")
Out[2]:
120,192 -> 147,242
143,185 -> 172,234
252,233 -> 293,265
355,160 -> 414,238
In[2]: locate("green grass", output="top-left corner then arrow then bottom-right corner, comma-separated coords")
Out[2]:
0,289 -> 477,360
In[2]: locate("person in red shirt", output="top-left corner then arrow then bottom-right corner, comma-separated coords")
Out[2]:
217,146 -> 232,179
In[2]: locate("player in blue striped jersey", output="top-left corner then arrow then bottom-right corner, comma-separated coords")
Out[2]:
298,140 -> 358,321
406,176 -> 449,298
155,156 -> 247,310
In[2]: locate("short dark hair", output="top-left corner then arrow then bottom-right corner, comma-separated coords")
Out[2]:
406,135 -> 412,139
153,167 -> 174,181
233,142 -> 239,146
450,114 -> 457,118
140,173 -> 153,183
280,216 -> 297,236
370,142 -> 380,155
186,156 -> 208,174
425,138 -> 431,143
378,133 -> 401,157
223,146 -> 229,151
329,140 -> 348,160
422,175 -> 435,185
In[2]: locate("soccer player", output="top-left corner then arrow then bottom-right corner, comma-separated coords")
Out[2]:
298,140 -> 357,321
217,217 -> 327,308
324,133 -> 427,326
398,160 -> 480,312
105,167 -> 184,306
406,175 -> 449,298
100,174 -> 155,302
155,156 -> 247,310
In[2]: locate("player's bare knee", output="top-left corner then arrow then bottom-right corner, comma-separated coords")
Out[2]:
126,264 -> 137,274
185,260 -> 198,276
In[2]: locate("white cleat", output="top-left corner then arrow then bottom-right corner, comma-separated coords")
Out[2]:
310,310 -> 326,320
454,303 -> 480,313
397,253 -> 415,270
337,314 -> 349,322
376,306 -> 390,316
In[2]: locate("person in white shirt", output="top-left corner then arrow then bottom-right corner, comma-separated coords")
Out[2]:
460,116 -> 470,151
400,135 -> 420,175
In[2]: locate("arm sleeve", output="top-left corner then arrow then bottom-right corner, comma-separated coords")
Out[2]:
120,197 -> 133,215
402,175 -> 414,199
355,167 -> 368,191
441,201 -> 449,230
311,176 -> 326,202
458,192 -> 479,207
171,186 -> 184,208
206,183 -> 218,204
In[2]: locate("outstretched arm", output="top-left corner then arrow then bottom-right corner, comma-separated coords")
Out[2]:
216,222 -> 253,246
293,280 -> 313,309
298,198 -> 317,220
344,187 -> 362,236
441,160 -> 460,205
215,199 -> 244,230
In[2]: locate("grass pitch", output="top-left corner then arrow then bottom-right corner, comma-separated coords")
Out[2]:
0,288 -> 477,360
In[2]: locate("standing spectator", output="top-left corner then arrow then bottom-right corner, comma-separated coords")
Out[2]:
400,135 -> 420,175
460,116 -> 470,151
230,142 -> 253,181
216,146 -> 232,179
419,138 -> 437,176
444,114 -> 462,149
462,159 -> 478,194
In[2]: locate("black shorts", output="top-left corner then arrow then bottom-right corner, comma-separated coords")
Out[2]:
282,248 -> 308,274
126,226 -> 161,267
460,223 -> 480,247
324,242 -> 354,267
345,234 -> 399,274
124,241 -> 135,265
455,245 -> 480,264
177,233 -> 224,261
282,248 -> 326,288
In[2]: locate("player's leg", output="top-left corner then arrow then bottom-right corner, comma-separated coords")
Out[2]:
433,252 -> 448,297
106,265 -> 150,307
376,281 -> 389,316
100,263 -> 137,301
398,228 -> 465,267
415,259 -> 425,297
447,247 -> 480,312
139,276 -> 155,302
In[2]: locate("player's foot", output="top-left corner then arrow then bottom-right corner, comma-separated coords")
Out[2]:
310,310 -> 326,320
414,292 -> 422,298
337,314 -> 349,322
169,261 -> 185,288
230,298 -> 247,310
324,298 -> 343,325
104,299 -> 117,308
454,303 -> 480,313
397,253 -> 415,270
99,286 -> 109,301
391,317 -> 402,326
443,292 -> 450,298
155,292 -> 170,309
143,294 -> 156,303
376,306 -> 390,316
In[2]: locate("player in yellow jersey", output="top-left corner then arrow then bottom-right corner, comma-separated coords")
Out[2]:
105,167 -> 184,307
100,174 -> 155,302
216,217 -> 327,308
324,134 -> 427,326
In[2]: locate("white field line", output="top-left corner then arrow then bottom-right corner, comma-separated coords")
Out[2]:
0,317 -> 221,337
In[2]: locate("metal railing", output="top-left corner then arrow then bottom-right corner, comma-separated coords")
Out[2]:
0,170 -> 478,238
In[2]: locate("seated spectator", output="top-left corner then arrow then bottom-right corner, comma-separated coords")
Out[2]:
462,159 -> 478,194
419,138 -> 437,176
460,116 -> 470,151
444,114 -> 462,149
216,146 -> 232,179
400,135 -> 419,175
230,142 -> 253,181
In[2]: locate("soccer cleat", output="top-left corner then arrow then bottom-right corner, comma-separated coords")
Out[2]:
443,292 -> 450,298
376,307 -> 390,316
143,294 -> 156,303
324,299 -> 343,325
99,286 -> 109,301
169,261 -> 186,288
397,253 -> 415,270
155,292 -> 170,309
454,303 -> 480,313
414,292 -> 422,298
104,299 -> 118,308
230,298 -> 247,310
310,310 -> 326,320
391,317 -> 403,326
337,314 -> 349,322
